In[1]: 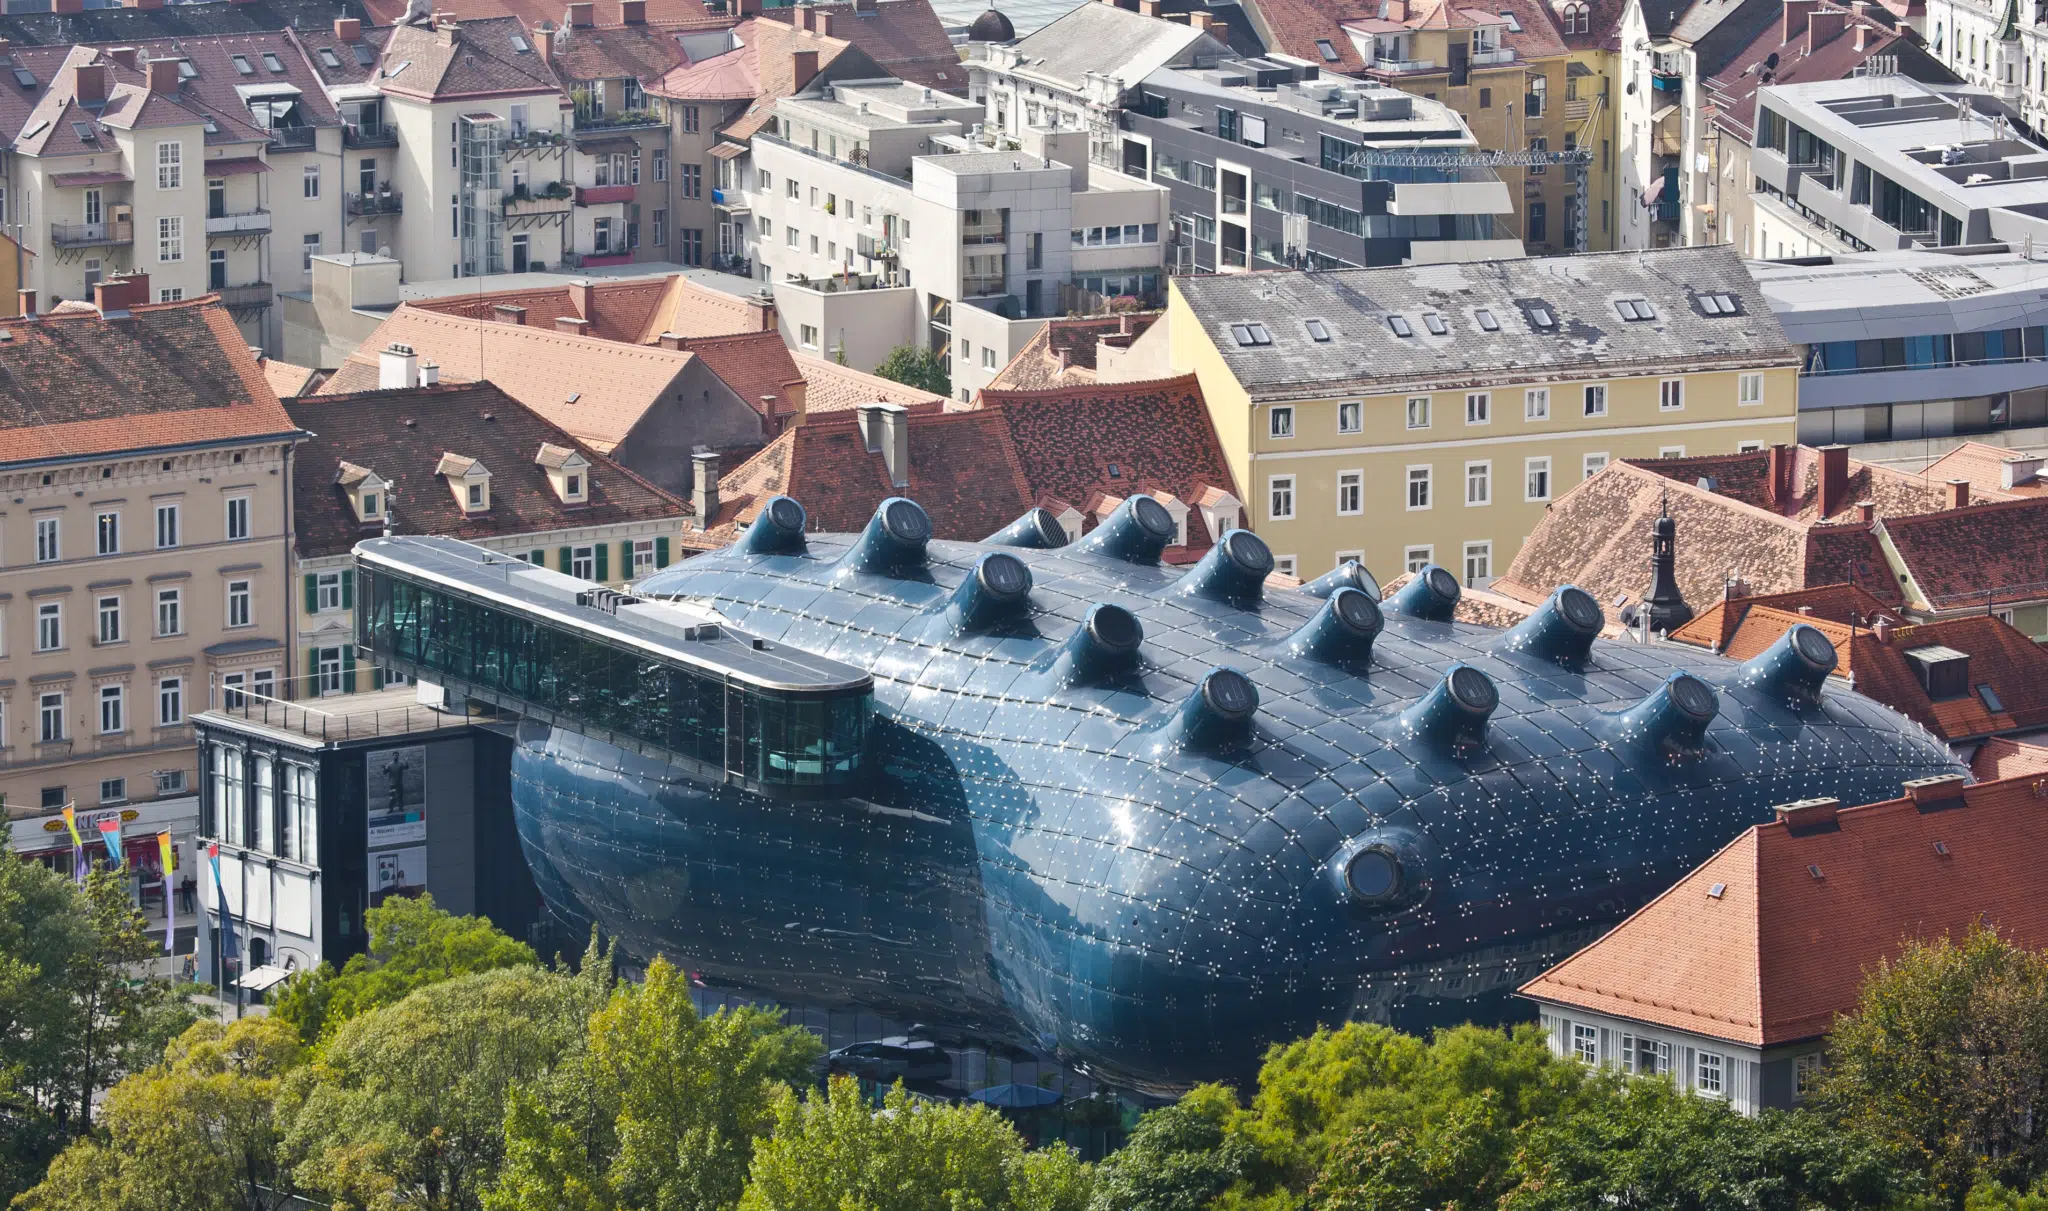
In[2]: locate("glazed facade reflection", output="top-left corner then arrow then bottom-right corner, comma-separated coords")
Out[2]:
369,500 -> 1966,1092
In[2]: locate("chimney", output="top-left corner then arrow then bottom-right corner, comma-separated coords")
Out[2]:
567,278 -> 593,321
738,0 -> 761,14
419,362 -> 441,386
1902,773 -> 1967,807
1873,615 -> 1893,643
72,62 -> 109,105
855,402 -> 886,453
1855,499 -> 1874,525
796,4 -> 812,29
1188,10 -> 1211,31
437,17 -> 459,45
123,0 -> 167,9
146,58 -> 179,96
1766,442 -> 1792,507
105,46 -> 138,69
816,10 -> 834,36
1944,478 -> 1971,508
17,288 -> 34,318
745,290 -> 776,331
567,1 -> 595,25
51,0 -> 82,13
1807,6 -> 1847,45
1797,604 -> 1815,615
1773,797 -> 1840,833
692,450 -> 720,522
556,315 -> 593,335
621,0 -> 646,21
1138,0 -> 1159,13
1817,444 -> 1850,518
535,21 -> 556,61
2001,452 -> 2044,489
792,49 -> 820,91
658,331 -> 687,349
1781,0 -> 1820,44
1055,347 -> 1069,372
92,276 -> 140,313
335,16 -> 362,40
491,303 -> 528,324
380,343 -> 419,390
1852,22 -> 1868,49
877,402 -> 909,488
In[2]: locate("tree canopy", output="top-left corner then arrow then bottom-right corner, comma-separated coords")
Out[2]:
871,346 -> 950,397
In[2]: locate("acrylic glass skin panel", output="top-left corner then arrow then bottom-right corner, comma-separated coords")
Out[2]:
510,522 -> 1965,1093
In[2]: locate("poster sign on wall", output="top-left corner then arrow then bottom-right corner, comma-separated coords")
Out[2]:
365,747 -> 428,847
371,846 -> 428,907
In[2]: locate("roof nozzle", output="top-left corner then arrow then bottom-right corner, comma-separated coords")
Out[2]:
1287,586 -> 1382,668
1301,558 -> 1381,601
1612,672 -> 1720,759
734,494 -> 808,555
983,506 -> 1070,549
1071,494 -> 1175,565
838,496 -> 932,576
1175,529 -> 1273,605
952,552 -> 1033,632
1498,584 -> 1603,668
1398,663 -> 1497,751
1157,667 -> 1259,753
1735,622 -> 1838,706
1387,565 -> 1461,622
1051,603 -> 1144,686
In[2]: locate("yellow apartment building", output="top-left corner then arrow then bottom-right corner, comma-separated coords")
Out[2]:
1168,245 -> 1801,584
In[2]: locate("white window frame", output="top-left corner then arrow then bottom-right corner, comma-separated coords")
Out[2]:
1583,452 -> 1610,480
633,539 -> 657,574
1659,378 -> 1685,411
316,571 -> 343,613
1525,456 -> 1552,502
156,140 -> 183,190
1696,1051 -> 1724,1096
1267,474 -> 1296,521
1659,445 -> 1687,458
1738,440 -> 1766,453
1571,1022 -> 1598,1064
1336,470 -> 1363,515
1404,545 -> 1434,573
1793,1052 -> 1822,1100
225,495 -> 251,542
1269,406 -> 1295,440
1407,396 -> 1431,429
1273,555 -> 1297,577
36,602 -> 62,652
1525,387 -> 1550,421
1465,392 -> 1491,425
1462,539 -> 1493,587
1583,383 -> 1608,417
157,215 -> 183,262
39,691 -> 65,743
97,594 -> 121,644
157,677 -> 184,727
155,502 -> 180,549
572,546 -> 597,580
155,587 -> 181,637
226,579 -> 252,629
1333,549 -> 1364,569
1738,371 -> 1764,405
98,684 -> 124,735
35,516 -> 59,563
1406,465 -> 1432,511
95,510 -> 118,556
1337,400 -> 1363,434
303,163 -> 320,198
315,647 -> 344,696
1465,460 -> 1492,506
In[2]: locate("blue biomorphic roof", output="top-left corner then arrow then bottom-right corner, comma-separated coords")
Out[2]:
510,495 -> 1965,1091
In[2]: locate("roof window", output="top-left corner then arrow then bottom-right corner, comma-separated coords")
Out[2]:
11,66 -> 32,88
353,43 -> 376,67
1474,307 -> 1499,331
1615,298 -> 1656,321
232,54 -> 254,74
20,118 -> 45,139
71,121 -> 96,142
510,32 -> 533,52
177,59 -> 197,80
1315,38 -> 1340,60
262,52 -> 286,73
1304,318 -> 1332,342
1422,312 -> 1448,335
201,114 -> 220,133
1698,290 -> 1740,315
1230,322 -> 1272,347
1707,882 -> 1725,898
1978,683 -> 2006,713
1499,9 -> 1522,30
317,48 -> 342,69
1387,315 -> 1413,337
1527,305 -> 1555,330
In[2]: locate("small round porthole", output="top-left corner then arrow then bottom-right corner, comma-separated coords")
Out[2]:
1345,846 -> 1403,903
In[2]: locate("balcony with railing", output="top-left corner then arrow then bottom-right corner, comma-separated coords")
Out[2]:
217,281 -> 273,309
343,122 -> 398,148
347,190 -> 404,217
572,109 -> 664,135
205,208 -> 272,236
576,183 -> 636,206
267,125 -> 318,151
51,220 -> 132,248
1471,47 -> 1516,64
1364,58 -> 1436,74
857,232 -> 897,260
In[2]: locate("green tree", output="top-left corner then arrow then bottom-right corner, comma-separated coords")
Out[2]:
1818,927 -> 2048,1207
281,964 -> 604,1211
871,346 -> 950,397
271,893 -> 537,1044
739,1076 -> 1085,1211
486,954 -> 822,1211
1089,1085 -> 1254,1211
13,1015 -> 304,1211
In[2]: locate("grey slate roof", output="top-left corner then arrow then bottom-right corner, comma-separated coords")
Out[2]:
1175,245 -> 1799,399
1002,0 -> 1218,90
0,0 -> 359,47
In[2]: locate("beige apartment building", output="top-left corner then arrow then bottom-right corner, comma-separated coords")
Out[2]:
1169,245 -> 1802,584
0,287 -> 299,876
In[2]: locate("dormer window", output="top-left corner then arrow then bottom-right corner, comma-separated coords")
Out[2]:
535,442 -> 591,504
565,473 -> 582,498
467,482 -> 484,507
438,452 -> 492,513
337,460 -> 388,524
362,491 -> 380,517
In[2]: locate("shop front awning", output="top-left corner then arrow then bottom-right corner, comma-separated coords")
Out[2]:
234,963 -> 295,993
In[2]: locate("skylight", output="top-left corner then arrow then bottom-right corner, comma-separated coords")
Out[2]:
510,33 -> 533,52
1699,290 -> 1740,314
177,60 -> 197,79
201,114 -> 220,133
1315,39 -> 1339,61
1474,307 -> 1499,331
1499,10 -> 1521,30
13,67 -> 35,88
1528,306 -> 1555,329
1979,684 -> 2006,712
1422,312 -> 1448,335
1707,882 -> 1725,898
1230,322 -> 1273,347
20,118 -> 45,139
386,60 -> 412,79
1387,315 -> 1413,337
1614,298 -> 1657,321
262,52 -> 286,73
1305,318 -> 1331,342
232,54 -> 254,74
70,121 -> 96,142
317,48 -> 342,69
353,43 -> 376,67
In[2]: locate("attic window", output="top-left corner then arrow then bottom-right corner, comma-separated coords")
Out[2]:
1305,318 -> 1332,342
1387,315 -> 1413,337
353,43 -> 376,67
510,33 -> 532,52
262,52 -> 286,73
1615,298 -> 1656,321
1933,840 -> 1951,856
1315,38 -> 1340,61
360,490 -> 381,518
1707,882 -> 1725,898
1807,864 -> 1823,880
20,119 -> 45,139
177,60 -> 197,80
71,121 -> 97,142
11,67 -> 33,88
1700,290 -> 1740,314
564,473 -> 582,498
317,48 -> 342,69
1500,9 -> 1522,30
386,60 -> 412,79
201,114 -> 220,134
1527,305 -> 1555,329
1978,683 -> 2006,713
1230,322 -> 1272,346
232,54 -> 254,75
1422,312 -> 1449,335
1474,307 -> 1500,331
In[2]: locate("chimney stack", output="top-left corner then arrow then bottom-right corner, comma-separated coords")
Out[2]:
556,315 -> 593,335
1817,444 -> 1850,518
335,16 -> 362,40
745,289 -> 776,331
877,402 -> 909,488
658,331 -> 687,349
1138,0 -> 1159,13
491,303 -> 528,324
1852,21 -> 1868,49
122,0 -> 167,10
535,20 -> 556,61
692,450 -> 720,523
379,342 -> 419,390
1944,478 -> 1971,508
567,278 -> 593,321
2003,452 -> 2046,488
1781,0 -> 1820,44
72,62 -> 109,104
146,58 -> 179,96
567,1 -> 595,26
105,46 -> 138,69
1807,6 -> 1847,45
856,402 -> 886,453
1873,615 -> 1893,644
795,4 -> 811,29
419,362 -> 441,386
620,0 -> 646,21
17,288 -> 34,318
51,0 -> 82,13
816,10 -> 834,36
1766,442 -> 1792,507
1188,10 -> 1211,31
1903,773 -> 1968,806
1774,797 -> 1840,833
1856,499 -> 1875,525
792,49 -> 820,91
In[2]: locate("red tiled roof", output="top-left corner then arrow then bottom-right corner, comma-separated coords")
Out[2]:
674,330 -> 805,419
285,381 -> 684,559
1640,444 -> 1978,524
372,16 -> 568,101
985,312 -> 1161,391
1922,440 -> 2048,499
1971,737 -> 2048,781
633,272 -> 773,340
1671,583 -> 1893,654
650,17 -> 761,99
407,274 -> 723,344
1848,615 -> 2048,741
759,0 -> 964,92
260,356 -> 322,398
548,21 -> 688,83
1670,601 -> 1860,669
358,0 -> 727,32
793,351 -> 948,411
0,298 -> 299,463
1706,0 -> 1935,143
1881,496 -> 2048,612
1522,770 -> 2048,1047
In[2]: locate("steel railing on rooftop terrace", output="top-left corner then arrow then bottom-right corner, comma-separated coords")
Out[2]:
201,676 -> 485,744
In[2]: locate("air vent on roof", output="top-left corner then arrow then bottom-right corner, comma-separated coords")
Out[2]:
1615,298 -> 1656,321
12,67 -> 35,89
1229,322 -> 1272,347
1387,315 -> 1413,337
262,52 -> 285,73
1305,318 -> 1331,342
1474,307 -> 1499,331
1423,312 -> 1448,335
232,54 -> 254,74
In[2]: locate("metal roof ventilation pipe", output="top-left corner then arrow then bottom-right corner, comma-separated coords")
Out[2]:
983,506 -> 1069,548
1735,622 -> 1838,706
1611,672 -> 1720,759
1175,529 -> 1273,606
1049,603 -> 1143,686
838,497 -> 931,576
1300,558 -> 1381,601
1287,586 -> 1382,669
1387,564 -> 1461,621
1072,494 -> 1174,565
1156,667 -> 1260,754
1498,584 -> 1604,668
1399,663 -> 1498,751
735,494 -> 809,555
951,552 -> 1033,632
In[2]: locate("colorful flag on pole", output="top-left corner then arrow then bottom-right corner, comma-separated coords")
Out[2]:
61,804 -> 83,883
157,833 -> 175,954
207,843 -> 238,963
97,818 -> 123,867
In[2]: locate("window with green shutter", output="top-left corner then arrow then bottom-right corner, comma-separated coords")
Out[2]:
595,543 -> 609,582
655,537 -> 670,568
341,569 -> 354,610
303,573 -> 318,615
619,541 -> 634,580
530,550 -> 545,566
559,546 -> 573,573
